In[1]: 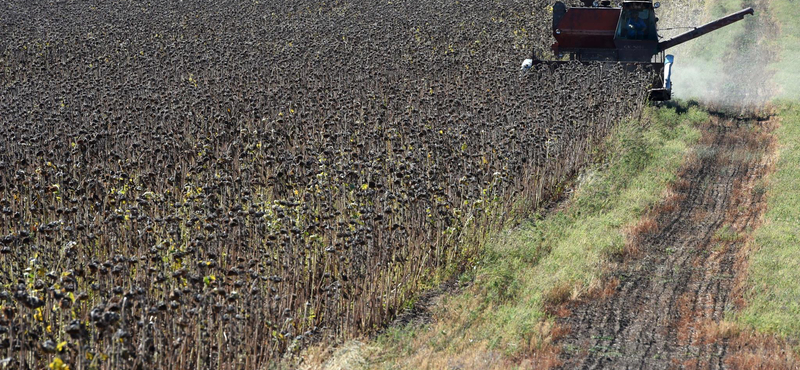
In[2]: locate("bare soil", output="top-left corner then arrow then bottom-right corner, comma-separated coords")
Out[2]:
553,114 -> 795,369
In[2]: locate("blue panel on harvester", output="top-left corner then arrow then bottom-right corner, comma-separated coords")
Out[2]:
664,54 -> 674,90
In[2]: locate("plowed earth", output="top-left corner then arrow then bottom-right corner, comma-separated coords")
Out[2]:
554,114 -> 796,369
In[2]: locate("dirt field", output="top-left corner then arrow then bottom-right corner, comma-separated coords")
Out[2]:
554,112 -> 797,369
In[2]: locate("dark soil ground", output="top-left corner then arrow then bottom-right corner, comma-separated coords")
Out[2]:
553,113 -> 791,369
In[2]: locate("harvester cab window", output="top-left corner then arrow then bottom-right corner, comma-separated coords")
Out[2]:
618,8 -> 656,40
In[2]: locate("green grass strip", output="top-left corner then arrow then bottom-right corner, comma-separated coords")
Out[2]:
738,102 -> 800,336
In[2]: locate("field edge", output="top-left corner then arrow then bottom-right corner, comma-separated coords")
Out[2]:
292,101 -> 708,370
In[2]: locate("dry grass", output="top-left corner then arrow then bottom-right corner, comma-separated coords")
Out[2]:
622,222 -> 649,261
300,341 -> 371,370
693,319 -> 742,345
541,282 -> 573,309
653,188 -> 687,215
725,329 -> 800,370
598,277 -> 621,299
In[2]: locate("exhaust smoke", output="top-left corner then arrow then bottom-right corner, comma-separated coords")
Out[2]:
663,0 -> 787,108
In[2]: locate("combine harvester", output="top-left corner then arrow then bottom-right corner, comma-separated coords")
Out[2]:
523,0 -> 754,100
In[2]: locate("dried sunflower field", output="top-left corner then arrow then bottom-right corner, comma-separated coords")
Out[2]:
0,0 -> 652,368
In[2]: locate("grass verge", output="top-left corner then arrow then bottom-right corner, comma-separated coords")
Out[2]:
737,102 -> 800,337
769,0 -> 800,99
358,102 -> 707,369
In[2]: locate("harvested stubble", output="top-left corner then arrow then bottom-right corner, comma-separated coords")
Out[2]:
0,0 -> 652,368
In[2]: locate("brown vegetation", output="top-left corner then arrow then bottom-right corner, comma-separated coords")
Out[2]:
0,0 -> 655,368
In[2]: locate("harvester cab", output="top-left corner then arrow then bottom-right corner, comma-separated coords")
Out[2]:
523,0 -> 754,101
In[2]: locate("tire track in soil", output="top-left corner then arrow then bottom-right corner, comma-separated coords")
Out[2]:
554,114 -> 774,369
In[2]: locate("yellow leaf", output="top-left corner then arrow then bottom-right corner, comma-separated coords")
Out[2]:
49,357 -> 70,370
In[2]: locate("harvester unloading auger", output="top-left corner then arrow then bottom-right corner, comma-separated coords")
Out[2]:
522,0 -> 754,101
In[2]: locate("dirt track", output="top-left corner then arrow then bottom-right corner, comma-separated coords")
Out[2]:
555,114 -> 777,369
